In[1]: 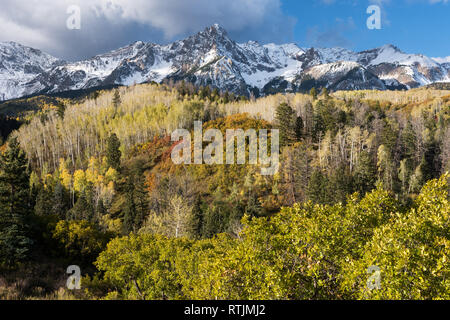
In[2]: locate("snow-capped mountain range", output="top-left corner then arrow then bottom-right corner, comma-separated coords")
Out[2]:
1,24 -> 449,101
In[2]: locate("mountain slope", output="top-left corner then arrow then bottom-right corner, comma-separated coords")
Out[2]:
1,24 -> 449,100
0,42 -> 63,100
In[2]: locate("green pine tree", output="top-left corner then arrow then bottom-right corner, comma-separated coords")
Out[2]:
52,180 -> 69,219
0,138 -> 33,267
123,176 -> 136,234
295,116 -> 304,141
245,191 -> 262,217
133,175 -> 149,231
401,120 -> 417,161
106,133 -> 122,171
275,103 -> 297,147
56,101 -> 66,119
328,164 -> 353,204
34,186 -> 52,217
306,169 -> 329,204
189,195 -> 204,239
112,89 -> 121,116
354,150 -> 377,197
67,185 -> 95,221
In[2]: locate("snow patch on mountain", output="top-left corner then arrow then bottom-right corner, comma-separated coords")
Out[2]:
0,41 -> 62,100
305,61 -> 361,79
315,47 -> 359,64
433,56 -> 450,64
0,25 -> 449,101
368,45 -> 439,68
239,42 -> 304,88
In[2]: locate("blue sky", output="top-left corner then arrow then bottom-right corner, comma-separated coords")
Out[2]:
281,0 -> 450,57
0,0 -> 448,60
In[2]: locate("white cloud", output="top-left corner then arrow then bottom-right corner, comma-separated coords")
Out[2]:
95,0 -> 285,38
0,0 -> 295,60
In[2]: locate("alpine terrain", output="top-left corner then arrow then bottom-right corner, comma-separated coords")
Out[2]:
1,24 -> 449,101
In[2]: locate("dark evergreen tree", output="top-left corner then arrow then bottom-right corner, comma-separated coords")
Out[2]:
202,206 -> 225,239
112,89 -> 121,115
328,164 -> 353,204
0,138 -> 33,266
0,116 -> 22,142
275,103 -> 297,147
202,190 -> 229,238
306,169 -> 329,204
312,111 -> 325,143
223,91 -> 230,104
56,101 -> 66,119
52,180 -> 69,219
106,133 -> 122,171
212,88 -> 220,100
96,199 -> 107,220
198,86 -> 206,99
189,195 -> 204,239
67,185 -> 95,221
317,99 -> 338,133
423,141 -> 440,181
123,176 -> 136,234
245,191 -> 262,217
295,116 -> 304,141
204,86 -> 211,99
178,80 -> 187,96
353,150 -> 377,197
89,91 -> 100,101
133,175 -> 149,231
34,186 -> 53,217
382,120 -> 399,155
401,120 -> 417,161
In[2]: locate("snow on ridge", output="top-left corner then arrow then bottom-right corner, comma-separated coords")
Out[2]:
314,47 -> 359,64
234,41 -> 305,88
0,41 -> 64,100
0,41 -> 61,69
146,59 -> 174,83
238,42 -> 304,89
263,43 -> 304,56
306,61 -> 361,79
60,41 -> 147,84
432,56 -> 450,64
369,45 -> 439,68
1,25 -> 450,101
241,58 -> 302,89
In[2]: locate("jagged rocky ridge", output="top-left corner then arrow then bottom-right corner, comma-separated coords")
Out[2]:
1,24 -> 449,101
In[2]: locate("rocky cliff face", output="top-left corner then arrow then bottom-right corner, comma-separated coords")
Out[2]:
1,24 -> 449,101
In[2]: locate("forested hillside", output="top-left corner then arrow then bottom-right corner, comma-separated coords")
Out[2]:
0,82 -> 449,299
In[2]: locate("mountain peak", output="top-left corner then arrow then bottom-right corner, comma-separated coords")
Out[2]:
200,24 -> 229,38
0,41 -> 60,63
178,23 -> 234,53
0,26 -> 448,102
0,41 -> 30,50
210,23 -> 226,32
0,40 -> 19,46
380,44 -> 402,53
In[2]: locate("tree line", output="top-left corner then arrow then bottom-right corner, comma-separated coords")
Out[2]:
0,83 -> 449,299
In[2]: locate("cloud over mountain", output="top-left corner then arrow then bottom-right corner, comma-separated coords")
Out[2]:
0,0 -> 295,61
